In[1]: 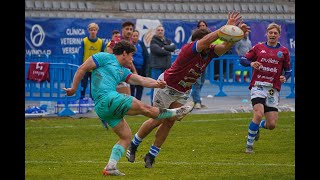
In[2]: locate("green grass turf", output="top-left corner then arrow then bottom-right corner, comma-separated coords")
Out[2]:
25,112 -> 295,179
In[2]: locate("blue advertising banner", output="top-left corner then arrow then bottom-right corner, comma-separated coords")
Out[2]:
25,18 -> 295,60
285,22 -> 295,56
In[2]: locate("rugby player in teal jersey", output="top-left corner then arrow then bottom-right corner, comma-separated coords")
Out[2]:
63,40 -> 193,176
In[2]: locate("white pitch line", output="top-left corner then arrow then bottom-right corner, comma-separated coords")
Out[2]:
25,160 -> 294,167
185,118 -> 248,123
25,118 -> 249,129
25,117 -> 295,129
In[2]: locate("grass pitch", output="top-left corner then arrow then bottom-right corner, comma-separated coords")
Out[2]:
25,112 -> 295,179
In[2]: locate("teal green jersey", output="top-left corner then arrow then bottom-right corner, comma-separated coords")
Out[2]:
91,52 -> 132,103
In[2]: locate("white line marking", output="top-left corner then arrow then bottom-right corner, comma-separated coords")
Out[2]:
25,118 -> 250,129
25,160 -> 294,167
26,117 -> 295,129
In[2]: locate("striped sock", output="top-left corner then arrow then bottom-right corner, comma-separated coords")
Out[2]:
132,133 -> 142,147
155,108 -> 176,120
246,121 -> 259,147
259,120 -> 266,129
148,145 -> 161,158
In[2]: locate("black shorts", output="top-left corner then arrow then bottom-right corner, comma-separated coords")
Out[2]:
251,97 -> 278,113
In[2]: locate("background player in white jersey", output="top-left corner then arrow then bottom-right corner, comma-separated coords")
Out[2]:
239,23 -> 292,153
126,11 -> 250,168
62,40 -> 193,176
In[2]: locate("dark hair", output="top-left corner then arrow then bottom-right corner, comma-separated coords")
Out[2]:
113,40 -> 136,55
191,28 -> 211,41
112,30 -> 120,35
133,29 -> 139,34
122,21 -> 135,29
197,20 -> 208,28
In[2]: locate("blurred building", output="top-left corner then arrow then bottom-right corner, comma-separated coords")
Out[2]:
25,0 -> 295,20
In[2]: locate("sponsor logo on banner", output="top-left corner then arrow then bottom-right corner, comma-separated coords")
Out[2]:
289,38 -> 295,49
136,19 -> 161,49
174,26 -> 185,43
30,24 -> 45,47
26,24 -> 51,56
36,62 -> 44,71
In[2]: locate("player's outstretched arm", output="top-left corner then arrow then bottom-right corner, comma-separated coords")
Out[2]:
226,11 -> 242,26
197,11 -> 244,53
127,74 -> 167,89
62,56 -> 96,96
215,14 -> 251,56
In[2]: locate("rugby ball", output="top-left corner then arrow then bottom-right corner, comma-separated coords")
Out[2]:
218,25 -> 244,42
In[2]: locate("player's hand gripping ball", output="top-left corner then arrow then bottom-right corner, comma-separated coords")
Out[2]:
218,25 -> 244,42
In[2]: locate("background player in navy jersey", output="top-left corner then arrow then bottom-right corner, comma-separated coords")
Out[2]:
239,23 -> 292,154
126,11 -> 251,168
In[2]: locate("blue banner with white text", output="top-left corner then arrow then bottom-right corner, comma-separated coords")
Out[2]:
25,18 -> 295,61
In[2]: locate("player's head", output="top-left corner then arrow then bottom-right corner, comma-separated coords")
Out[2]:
155,25 -> 165,39
132,30 -> 139,44
121,21 -> 135,40
113,40 -> 136,55
113,40 -> 136,66
111,30 -> 121,41
197,20 -> 208,30
266,23 -> 281,45
267,23 -> 281,35
191,28 -> 211,41
87,23 -> 99,38
88,22 -> 99,31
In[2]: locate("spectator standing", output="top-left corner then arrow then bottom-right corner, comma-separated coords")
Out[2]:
78,22 -> 105,99
234,31 -> 252,82
149,25 -> 176,105
130,30 -> 149,100
105,30 -> 121,52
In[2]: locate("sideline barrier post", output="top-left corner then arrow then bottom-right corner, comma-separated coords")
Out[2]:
58,95 -> 76,116
215,57 -> 227,97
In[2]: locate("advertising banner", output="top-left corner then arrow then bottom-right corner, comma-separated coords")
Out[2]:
25,18 -> 295,60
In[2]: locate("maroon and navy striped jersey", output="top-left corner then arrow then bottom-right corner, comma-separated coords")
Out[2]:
164,41 -> 218,93
245,42 -> 291,91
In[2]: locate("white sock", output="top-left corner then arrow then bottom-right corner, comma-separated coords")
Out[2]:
106,159 -> 117,170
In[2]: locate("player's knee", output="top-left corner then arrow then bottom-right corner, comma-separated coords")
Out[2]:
123,134 -> 133,146
149,118 -> 163,127
163,120 -> 175,128
254,111 -> 264,120
140,104 -> 154,114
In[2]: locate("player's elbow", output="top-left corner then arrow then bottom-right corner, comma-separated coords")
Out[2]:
240,56 -> 251,67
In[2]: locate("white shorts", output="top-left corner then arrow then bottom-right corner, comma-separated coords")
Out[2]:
153,73 -> 190,108
117,82 -> 130,88
250,85 -> 279,108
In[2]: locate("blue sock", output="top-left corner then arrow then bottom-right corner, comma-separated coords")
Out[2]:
246,121 -> 259,147
259,120 -> 266,129
132,133 -> 142,147
148,145 -> 160,158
